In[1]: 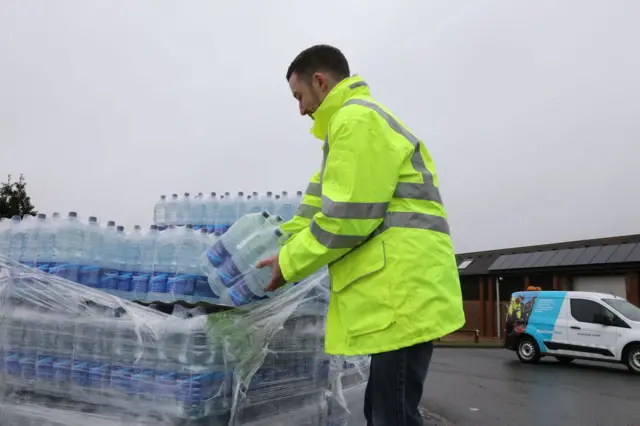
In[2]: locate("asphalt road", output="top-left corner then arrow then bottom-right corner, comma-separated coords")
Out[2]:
347,348 -> 640,426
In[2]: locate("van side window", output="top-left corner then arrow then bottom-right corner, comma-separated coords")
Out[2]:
570,299 -> 628,327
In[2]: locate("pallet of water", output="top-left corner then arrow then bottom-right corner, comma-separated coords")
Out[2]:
0,257 -> 369,425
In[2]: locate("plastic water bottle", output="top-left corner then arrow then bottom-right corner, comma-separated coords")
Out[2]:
0,217 -> 10,256
100,221 -> 122,292
132,224 -> 158,299
54,212 -> 84,282
154,195 -> 168,227
110,317 -> 137,395
8,215 -> 23,262
151,225 -> 179,296
204,192 -> 218,233
263,191 -> 277,215
191,192 -> 207,230
224,229 -> 286,306
245,192 -> 263,215
178,193 -> 192,226
170,225 -> 201,299
203,211 -> 270,270
166,194 -> 180,226
78,216 -> 102,289
120,225 -> 142,297
214,192 -> 235,236
277,191 -> 297,222
21,214 -> 44,267
236,191 -> 246,219
53,314 -> 75,396
213,225 -> 285,291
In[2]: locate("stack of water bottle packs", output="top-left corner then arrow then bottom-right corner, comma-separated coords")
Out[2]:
0,187 -> 371,424
0,257 -> 368,425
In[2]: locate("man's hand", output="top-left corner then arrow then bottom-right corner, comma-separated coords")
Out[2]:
256,254 -> 287,292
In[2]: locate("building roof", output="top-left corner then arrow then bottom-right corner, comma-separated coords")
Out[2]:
456,233 -> 640,276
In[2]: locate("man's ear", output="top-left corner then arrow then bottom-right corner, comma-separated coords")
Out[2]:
312,72 -> 329,92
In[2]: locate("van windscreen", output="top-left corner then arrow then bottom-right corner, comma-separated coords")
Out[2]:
603,299 -> 640,322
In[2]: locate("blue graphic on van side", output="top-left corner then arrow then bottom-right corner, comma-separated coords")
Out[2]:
508,291 -> 567,353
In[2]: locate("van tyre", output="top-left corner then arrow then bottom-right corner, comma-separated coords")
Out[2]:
554,356 -> 574,364
516,336 -> 541,364
624,345 -> 640,374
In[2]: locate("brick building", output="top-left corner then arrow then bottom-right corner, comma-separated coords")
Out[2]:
456,233 -> 640,338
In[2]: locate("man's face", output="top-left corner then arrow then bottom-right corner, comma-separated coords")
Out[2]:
288,72 -> 331,118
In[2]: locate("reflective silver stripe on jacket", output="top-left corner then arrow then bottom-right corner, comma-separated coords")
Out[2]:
305,182 -> 322,197
312,211 -> 450,250
343,98 -> 443,205
295,203 -> 321,219
310,221 -> 367,249
322,195 -> 388,219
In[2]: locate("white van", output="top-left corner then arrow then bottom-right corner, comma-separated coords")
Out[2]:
504,290 -> 640,373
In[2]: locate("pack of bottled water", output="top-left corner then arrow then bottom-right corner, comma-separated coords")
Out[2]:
0,213 -> 219,304
200,212 -> 293,307
153,191 -> 303,232
0,257 -> 368,425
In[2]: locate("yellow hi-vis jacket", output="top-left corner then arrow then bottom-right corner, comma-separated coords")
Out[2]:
279,75 -> 465,356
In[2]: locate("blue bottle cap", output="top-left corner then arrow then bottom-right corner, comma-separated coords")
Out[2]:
38,213 -> 46,219
150,225 -> 158,230
261,211 -> 270,218
11,215 -> 20,221
186,224 -> 194,229
107,221 -> 116,227
88,216 -> 97,223
117,226 -> 124,232
134,225 -> 141,231
160,195 -> 166,199
68,211 -> 78,218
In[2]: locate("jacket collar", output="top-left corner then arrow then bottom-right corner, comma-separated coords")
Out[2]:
310,75 -> 370,140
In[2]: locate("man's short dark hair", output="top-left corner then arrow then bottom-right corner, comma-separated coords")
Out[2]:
286,45 -> 350,82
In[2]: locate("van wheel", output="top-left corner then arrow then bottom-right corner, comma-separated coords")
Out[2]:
624,345 -> 640,374
554,356 -> 574,364
516,336 -> 541,364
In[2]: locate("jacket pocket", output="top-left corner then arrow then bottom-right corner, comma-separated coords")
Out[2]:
329,240 -> 394,337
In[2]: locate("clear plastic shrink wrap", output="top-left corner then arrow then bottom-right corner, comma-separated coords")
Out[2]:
0,257 -> 369,426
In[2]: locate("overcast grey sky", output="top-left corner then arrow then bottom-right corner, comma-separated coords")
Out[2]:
1,0 -> 638,253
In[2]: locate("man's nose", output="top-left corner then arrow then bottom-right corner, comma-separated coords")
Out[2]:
299,104 -> 306,116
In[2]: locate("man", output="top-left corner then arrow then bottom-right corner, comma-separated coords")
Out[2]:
257,45 -> 465,426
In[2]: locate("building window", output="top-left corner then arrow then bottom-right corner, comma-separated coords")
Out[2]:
458,259 -> 473,270
460,276 -> 480,300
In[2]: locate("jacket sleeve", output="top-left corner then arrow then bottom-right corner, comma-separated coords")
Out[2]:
279,112 -> 406,283
280,170 -> 322,241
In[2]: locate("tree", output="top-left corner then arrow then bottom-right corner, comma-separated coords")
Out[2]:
0,174 -> 37,219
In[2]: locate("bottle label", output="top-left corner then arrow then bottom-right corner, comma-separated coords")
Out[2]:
194,276 -> 218,298
228,278 -> 257,306
206,241 -> 231,267
102,272 -> 119,291
79,266 -> 101,288
168,275 -> 186,295
133,273 -> 150,293
217,259 -> 242,287
150,274 -> 168,293
118,273 -> 133,292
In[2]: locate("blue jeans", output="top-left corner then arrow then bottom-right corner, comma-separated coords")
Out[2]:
364,341 -> 434,426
